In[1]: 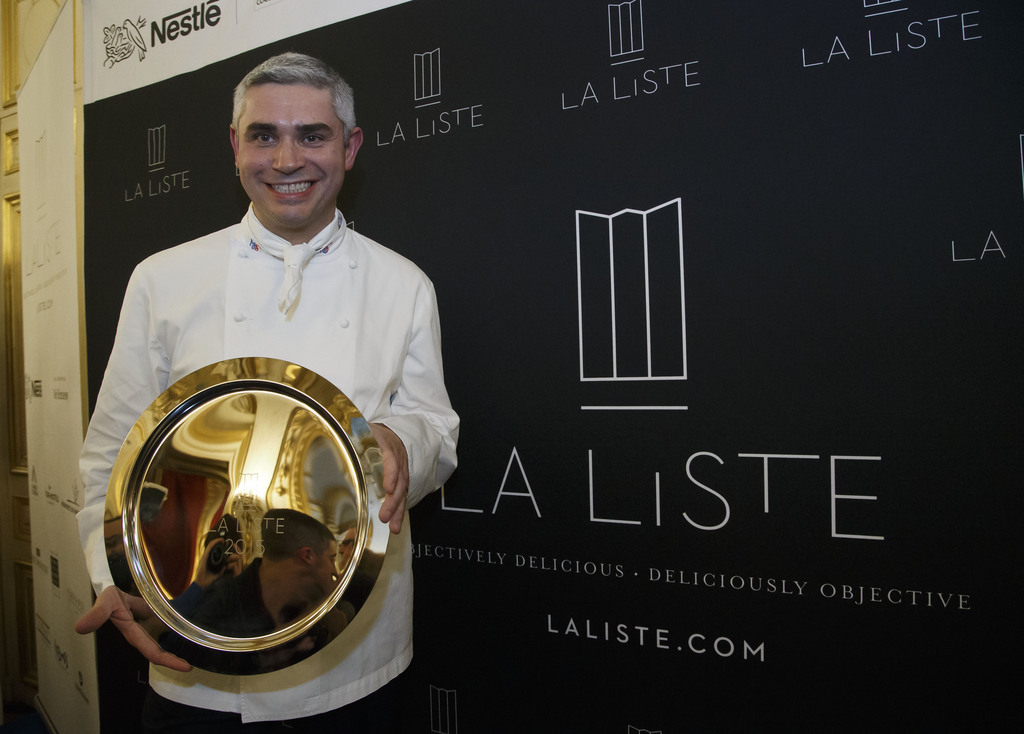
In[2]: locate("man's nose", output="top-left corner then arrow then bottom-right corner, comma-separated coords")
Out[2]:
273,139 -> 303,172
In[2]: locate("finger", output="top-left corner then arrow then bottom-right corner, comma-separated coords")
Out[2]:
382,454 -> 399,495
75,602 -> 111,634
75,585 -> 122,634
369,423 -> 408,496
122,592 -> 160,621
76,587 -> 192,672
379,490 -> 407,534
378,477 -> 406,519
388,494 -> 407,533
110,615 -> 192,673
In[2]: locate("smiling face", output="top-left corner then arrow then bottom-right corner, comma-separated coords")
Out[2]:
230,83 -> 363,244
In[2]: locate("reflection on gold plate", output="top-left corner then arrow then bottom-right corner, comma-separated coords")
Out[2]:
104,358 -> 387,674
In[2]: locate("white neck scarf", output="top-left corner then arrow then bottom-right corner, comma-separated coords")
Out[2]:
244,206 -> 348,317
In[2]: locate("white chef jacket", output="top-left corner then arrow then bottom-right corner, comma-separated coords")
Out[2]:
77,211 -> 458,722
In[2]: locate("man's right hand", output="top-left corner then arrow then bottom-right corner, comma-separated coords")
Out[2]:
75,585 -> 192,672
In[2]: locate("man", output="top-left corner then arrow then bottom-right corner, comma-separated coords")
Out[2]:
165,510 -> 344,675
75,53 -> 459,732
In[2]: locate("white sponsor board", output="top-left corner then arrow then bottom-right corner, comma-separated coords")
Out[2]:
83,0 -> 410,103
19,4 -> 100,732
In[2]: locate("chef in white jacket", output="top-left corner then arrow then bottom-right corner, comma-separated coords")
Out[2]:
75,52 -> 459,733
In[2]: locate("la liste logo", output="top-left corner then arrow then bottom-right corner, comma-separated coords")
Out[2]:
375,47 -> 485,147
561,0 -> 700,110
124,125 -> 192,202
102,1 -> 223,69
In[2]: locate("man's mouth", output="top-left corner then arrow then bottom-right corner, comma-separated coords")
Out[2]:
271,182 -> 312,194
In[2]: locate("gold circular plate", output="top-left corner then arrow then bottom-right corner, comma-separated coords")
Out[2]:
103,358 -> 388,674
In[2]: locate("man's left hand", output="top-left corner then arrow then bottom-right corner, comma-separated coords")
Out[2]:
370,423 -> 409,534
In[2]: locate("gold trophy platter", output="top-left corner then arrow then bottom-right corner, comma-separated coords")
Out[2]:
103,358 -> 388,675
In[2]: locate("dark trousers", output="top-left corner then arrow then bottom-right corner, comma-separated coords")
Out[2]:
141,674 -> 404,733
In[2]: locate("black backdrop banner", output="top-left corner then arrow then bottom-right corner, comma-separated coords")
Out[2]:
84,1 -> 1023,731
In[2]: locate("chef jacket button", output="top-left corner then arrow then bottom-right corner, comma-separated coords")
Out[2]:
348,259 -> 358,269
340,318 -> 350,329
234,312 -> 247,322
237,249 -> 249,258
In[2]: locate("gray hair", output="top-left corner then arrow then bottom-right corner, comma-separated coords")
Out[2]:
232,52 -> 356,141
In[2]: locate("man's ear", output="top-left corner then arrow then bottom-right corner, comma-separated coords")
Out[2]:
297,547 -> 315,565
344,127 -> 363,170
229,125 -> 240,165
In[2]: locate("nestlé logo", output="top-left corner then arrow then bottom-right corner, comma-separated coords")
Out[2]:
151,1 -> 222,45
102,1 -> 222,69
